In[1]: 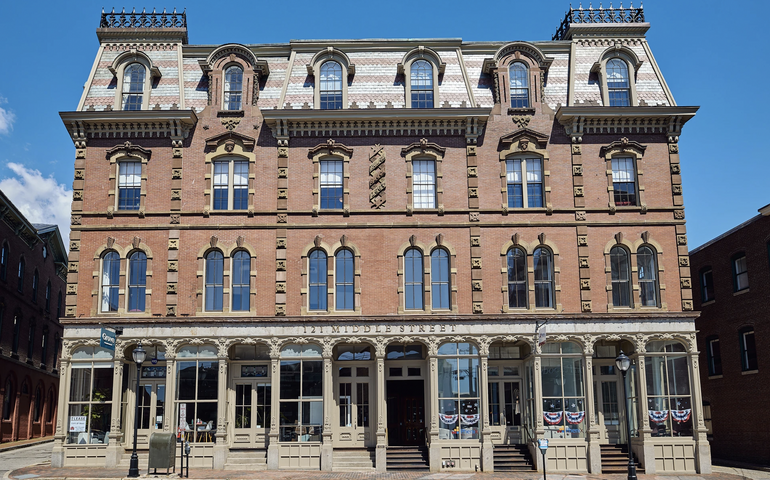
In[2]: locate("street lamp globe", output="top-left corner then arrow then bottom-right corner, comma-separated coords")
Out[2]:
132,342 -> 147,365
615,351 -> 631,373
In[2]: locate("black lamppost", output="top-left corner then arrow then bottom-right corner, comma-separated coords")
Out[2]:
128,342 -> 147,478
615,351 -> 637,480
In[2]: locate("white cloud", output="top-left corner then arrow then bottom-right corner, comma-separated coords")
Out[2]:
0,96 -> 14,134
0,162 -> 72,247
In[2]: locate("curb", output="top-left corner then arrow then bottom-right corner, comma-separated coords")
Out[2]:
0,438 -> 54,454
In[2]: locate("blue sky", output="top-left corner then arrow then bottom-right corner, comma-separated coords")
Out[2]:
0,0 -> 767,248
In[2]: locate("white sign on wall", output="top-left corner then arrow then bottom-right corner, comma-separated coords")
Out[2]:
69,416 -> 87,432
179,403 -> 187,427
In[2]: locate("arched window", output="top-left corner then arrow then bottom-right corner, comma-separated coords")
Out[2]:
507,247 -> 527,308
404,248 -> 424,310
637,246 -> 658,307
231,250 -> 250,312
509,63 -> 529,108
610,246 -> 631,307
606,59 -> 630,107
41,332 -> 49,367
335,249 -> 354,311
2,378 -> 14,420
224,65 -> 243,111
533,248 -> 553,308
34,386 -> 42,422
438,342 -> 480,440
319,61 -> 343,110
32,270 -> 39,303
410,60 -> 434,108
28,324 -> 36,358
431,249 -> 450,310
45,281 -> 51,312
128,251 -> 147,312
0,243 -> 8,281
205,251 -> 224,312
12,315 -> 21,354
309,250 -> 327,311
101,252 -> 120,312
17,257 -> 25,293
122,63 -> 146,111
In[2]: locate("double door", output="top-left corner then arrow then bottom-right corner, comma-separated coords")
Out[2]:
136,378 -> 166,445
231,380 -> 271,447
334,365 -> 372,447
594,365 -> 623,444
386,380 -> 425,446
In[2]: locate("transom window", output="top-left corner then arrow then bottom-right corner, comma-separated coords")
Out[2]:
637,246 -> 658,307
320,159 -> 343,210
231,251 -> 250,312
506,158 -> 543,208
509,63 -> 529,108
507,247 -> 527,309
611,158 -> 637,206
100,252 -> 120,313
122,63 -> 145,111
606,59 -> 630,107
205,251 -> 224,312
410,60 -> 434,109
319,61 -> 343,110
213,159 -> 249,210
438,342 -> 480,440
224,66 -> 243,111
533,248 -> 554,308
610,246 -> 631,307
128,251 -> 147,312
335,249 -> 354,311
733,254 -> 749,292
412,159 -> 436,209
405,248 -> 424,310
118,162 -> 141,210
309,250 -> 327,311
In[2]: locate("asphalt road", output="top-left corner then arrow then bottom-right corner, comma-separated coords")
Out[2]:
0,442 -> 53,478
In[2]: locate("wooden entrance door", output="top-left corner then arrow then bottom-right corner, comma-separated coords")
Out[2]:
335,366 -> 372,447
136,379 -> 166,446
386,380 -> 425,446
488,380 -> 522,444
594,365 -> 623,444
231,380 -> 271,448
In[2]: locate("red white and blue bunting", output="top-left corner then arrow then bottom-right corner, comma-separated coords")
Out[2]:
671,409 -> 691,423
648,410 -> 669,423
461,414 -> 480,425
565,411 -> 586,424
439,414 -> 458,425
543,411 -> 564,425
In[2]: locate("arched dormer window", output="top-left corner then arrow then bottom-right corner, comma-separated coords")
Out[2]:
231,250 -> 250,312
224,65 -> 244,111
205,250 -> 224,312
610,246 -> 632,307
592,46 -> 642,107
335,249 -> 354,311
533,247 -> 554,308
122,63 -> 146,110
606,59 -> 630,107
507,247 -> 527,309
319,61 -> 343,110
308,250 -> 328,311
637,246 -> 659,307
128,251 -> 147,312
431,248 -> 450,310
100,251 -> 120,313
410,60 -> 434,109
509,63 -> 529,108
404,248 -> 424,310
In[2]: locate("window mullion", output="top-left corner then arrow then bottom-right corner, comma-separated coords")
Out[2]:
522,160 -> 529,209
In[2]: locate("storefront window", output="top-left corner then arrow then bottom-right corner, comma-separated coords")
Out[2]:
176,345 -> 218,443
645,340 -> 692,437
67,346 -> 114,444
279,344 -> 323,442
541,341 -> 586,438
437,342 -> 480,440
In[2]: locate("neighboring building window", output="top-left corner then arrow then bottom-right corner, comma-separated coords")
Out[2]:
308,250 -> 327,311
53,333 -> 60,371
231,250 -> 250,312
213,159 -> 249,211
176,345 -> 218,443
32,270 -> 39,303
45,281 -> 51,312
507,247 -> 527,309
740,328 -> 758,371
224,65 -> 243,111
431,249 -> 450,310
637,246 -> 659,307
27,324 -> 35,359
606,58 -> 630,107
509,63 -> 529,108
67,346 -> 114,444
410,60 -> 434,108
205,251 -> 224,312
733,253 -> 749,292
47,389 -> 56,423
17,257 -> 25,293
100,252 -> 120,313
335,249 -> 354,311
319,61 -> 343,110
438,342 -> 480,440
41,332 -> 49,367
533,248 -> 553,308
700,268 -> 714,303
118,162 -> 141,210
12,315 -> 21,354
404,248 -> 424,310
128,251 -> 147,312
0,243 -> 8,281
320,159 -> 343,210
2,378 -> 14,420
506,158 -> 543,208
122,63 -> 145,111
611,158 -> 637,206
541,341 -> 586,438
57,291 -> 62,319
645,340 -> 692,437
706,337 -> 722,376
279,344 -> 323,442
610,246 -> 632,307
34,387 -> 42,422
412,159 -> 436,209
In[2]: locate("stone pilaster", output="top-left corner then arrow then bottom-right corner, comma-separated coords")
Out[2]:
167,231 -> 179,317
267,356 -> 280,469
584,355 -> 601,473
275,230 -> 287,316
170,137 -> 183,211
65,231 -> 80,318
635,353 -> 656,473
480,353 -> 493,471
470,226 -> 483,314
375,354 -> 387,471
51,358 -> 70,467
428,355 -> 440,471
105,357 -> 125,467
577,225 -> 591,313
321,356 -> 333,471
466,143 -> 479,209
689,352 -> 711,473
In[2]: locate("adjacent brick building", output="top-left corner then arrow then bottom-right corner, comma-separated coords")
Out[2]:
690,204 -> 770,466
53,5 -> 709,474
0,190 -> 67,443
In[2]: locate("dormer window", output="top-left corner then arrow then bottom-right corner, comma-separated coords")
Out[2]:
224,65 -> 243,110
410,60 -> 434,109
509,63 -> 529,108
607,59 -> 630,106
319,61 -> 343,110
122,63 -> 145,111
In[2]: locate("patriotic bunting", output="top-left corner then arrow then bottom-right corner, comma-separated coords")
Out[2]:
671,409 -> 691,423
565,411 -> 586,424
544,411 -> 564,425
648,410 -> 669,423
439,414 -> 458,424
461,414 -> 480,425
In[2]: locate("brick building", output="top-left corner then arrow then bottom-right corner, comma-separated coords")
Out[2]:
54,5 -> 709,473
0,190 -> 67,443
690,205 -> 770,466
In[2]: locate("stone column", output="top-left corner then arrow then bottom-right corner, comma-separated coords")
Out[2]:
428,355 -> 440,472
584,354 -> 601,473
51,358 -> 71,467
689,352 -> 711,473
532,353 -> 545,471
480,353 -> 493,471
375,354 -> 387,472
267,356 -> 280,469
164,353 -> 176,433
635,353 -> 655,473
213,358 -> 228,469
105,357 -> 125,467
321,356 -> 333,471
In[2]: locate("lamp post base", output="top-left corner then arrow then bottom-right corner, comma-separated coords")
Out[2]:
127,452 -> 140,478
627,454 -> 637,480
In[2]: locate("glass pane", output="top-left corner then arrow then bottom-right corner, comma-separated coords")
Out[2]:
197,361 -> 218,400
303,361 -> 323,398
280,361 -> 300,399
541,357 -> 562,397
438,358 -> 457,398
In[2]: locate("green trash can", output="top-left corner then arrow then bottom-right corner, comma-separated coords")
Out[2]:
148,432 -> 176,474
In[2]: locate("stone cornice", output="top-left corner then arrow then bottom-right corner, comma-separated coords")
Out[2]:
60,110 -> 198,144
555,106 -> 699,143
